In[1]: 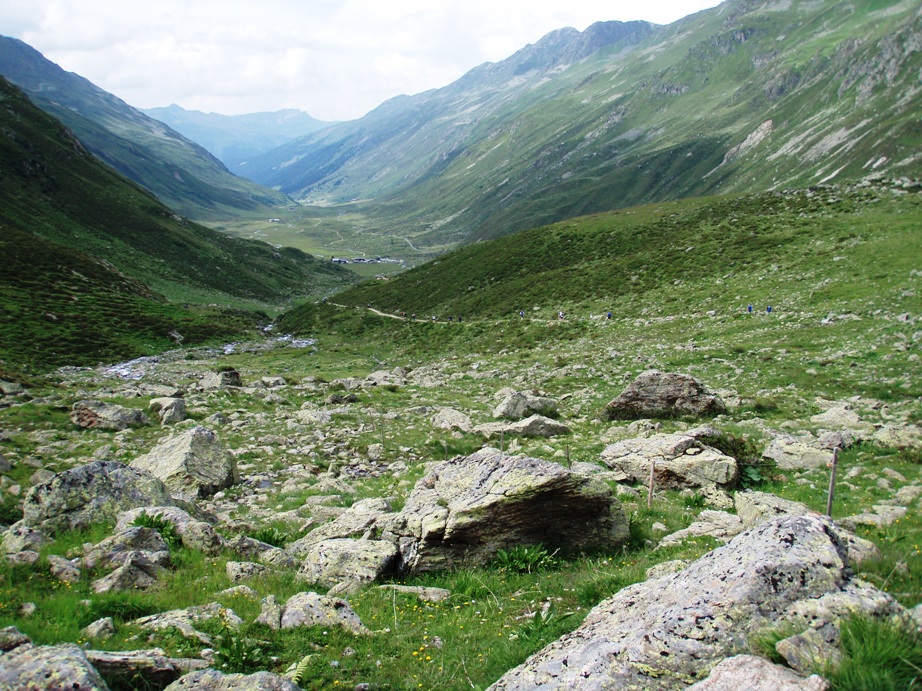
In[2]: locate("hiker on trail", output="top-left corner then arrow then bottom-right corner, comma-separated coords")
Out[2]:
767,305 -> 773,314
607,311 -> 612,320
748,304 -> 753,313
519,310 -> 525,318
558,311 -> 565,320
448,316 -> 453,323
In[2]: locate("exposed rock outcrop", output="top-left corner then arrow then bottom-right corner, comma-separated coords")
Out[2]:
492,389 -> 558,420
298,538 -> 399,588
71,400 -> 149,430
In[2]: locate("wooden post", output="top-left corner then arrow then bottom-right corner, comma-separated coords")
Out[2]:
500,431 -> 505,452
826,448 -> 839,516
647,460 -> 656,509
565,443 -> 571,469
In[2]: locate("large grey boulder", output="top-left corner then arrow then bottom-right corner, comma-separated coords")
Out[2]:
763,433 -> 834,470
21,461 -> 174,534
71,400 -> 149,430
493,390 -> 558,420
0,643 -> 111,690
131,426 -> 238,501
255,591 -> 369,635
606,370 -> 726,420
382,448 -> 628,573
600,433 -> 739,490
489,515 -> 900,690
91,552 -> 167,594
163,669 -> 301,690
298,538 -> 399,588
82,526 -> 171,571
431,407 -> 474,433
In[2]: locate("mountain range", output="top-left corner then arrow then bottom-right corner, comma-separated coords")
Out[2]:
141,104 -> 334,172
0,36 -> 290,221
241,0 -> 922,248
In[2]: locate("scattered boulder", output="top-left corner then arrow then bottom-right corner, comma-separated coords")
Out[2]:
149,397 -> 186,425
163,669 -> 301,690
47,554 -> 81,584
131,426 -> 238,501
278,591 -> 370,634
600,433 -> 739,491
91,552 -> 167,593
287,497 -> 392,558
82,526 -> 171,571
0,643 -> 110,691
382,448 -> 628,573
82,617 -> 116,641
605,370 -> 726,420
21,461 -> 174,534
431,407 -> 473,433
0,625 -> 30,652
378,584 -> 451,603
492,390 -> 558,420
2,522 -> 51,554
131,603 -> 243,646
488,515 -> 900,690
201,369 -> 242,389
86,648 -> 207,689
474,414 -> 571,438
71,400 -> 149,430
686,654 -> 829,690
763,433 -> 834,470
298,538 -> 399,588
116,506 -> 223,555
226,561 -> 270,583
657,510 -> 744,549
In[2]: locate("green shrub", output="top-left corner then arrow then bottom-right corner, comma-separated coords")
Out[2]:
492,544 -> 560,574
825,614 -> 922,691
132,512 -> 182,549
248,526 -> 290,548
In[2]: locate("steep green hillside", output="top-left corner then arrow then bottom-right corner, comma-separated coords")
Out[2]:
0,36 -> 291,221
246,0 -> 922,252
0,77 -> 355,371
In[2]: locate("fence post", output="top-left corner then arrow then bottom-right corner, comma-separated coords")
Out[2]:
826,447 -> 839,516
647,460 -> 656,509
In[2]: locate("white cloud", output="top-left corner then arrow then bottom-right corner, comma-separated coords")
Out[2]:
2,0 -> 723,121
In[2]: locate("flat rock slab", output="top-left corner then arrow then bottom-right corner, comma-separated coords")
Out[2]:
298,538 -> 398,588
601,433 -> 738,490
163,669 -> 301,690
489,515 -> 899,690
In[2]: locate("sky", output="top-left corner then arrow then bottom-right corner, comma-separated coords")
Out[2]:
2,0 -> 724,122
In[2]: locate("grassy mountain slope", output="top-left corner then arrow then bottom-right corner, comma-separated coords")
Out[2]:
280,180 -> 921,402
0,77 -> 355,371
246,0 -> 922,251
0,36 -> 291,221
141,104 -> 334,171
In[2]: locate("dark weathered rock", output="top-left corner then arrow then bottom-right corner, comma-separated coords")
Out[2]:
383,448 -> 628,573
0,625 -> 30,652
131,427 -> 238,501
492,390 -> 558,420
22,461 -> 174,535
0,643 -> 111,690
91,552 -> 167,593
606,370 -> 726,420
489,515 -> 900,690
83,526 -> 171,571
86,648 -> 208,688
201,369 -> 242,389
71,400 -> 149,430
149,397 -> 187,425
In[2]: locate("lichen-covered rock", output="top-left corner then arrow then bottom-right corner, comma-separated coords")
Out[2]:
686,654 -> 830,690
657,510 -> 744,548
298,538 -> 399,588
163,668 -> 301,690
131,426 -> 238,501
226,561 -> 269,583
71,400 -> 149,430
488,515 -> 900,690
278,591 -> 370,635
131,603 -> 243,645
762,433 -> 834,470
1,522 -> 50,554
735,490 -> 815,529
47,554 -> 81,584
0,625 -> 30,652
116,506 -> 223,555
287,497 -> 392,558
605,370 -> 726,420
492,390 -> 558,420
601,433 -> 739,491
22,461 -> 174,535
83,526 -> 171,571
383,448 -> 628,573
431,407 -> 473,433
0,643 -> 111,690
149,397 -> 186,425
474,415 -> 571,439
91,552 -> 168,593
201,369 -> 242,389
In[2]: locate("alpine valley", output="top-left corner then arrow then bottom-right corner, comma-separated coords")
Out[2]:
0,1 -> 920,690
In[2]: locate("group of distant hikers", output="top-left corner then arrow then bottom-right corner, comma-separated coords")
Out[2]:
388,304 -> 774,324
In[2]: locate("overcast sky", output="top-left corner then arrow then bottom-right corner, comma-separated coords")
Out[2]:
3,0 -> 723,122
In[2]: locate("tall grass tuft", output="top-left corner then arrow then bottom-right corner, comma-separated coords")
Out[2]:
825,614 -> 922,691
